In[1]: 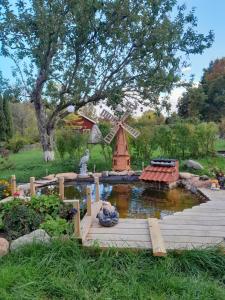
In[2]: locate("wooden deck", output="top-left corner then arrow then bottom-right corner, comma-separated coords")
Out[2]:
81,188 -> 225,255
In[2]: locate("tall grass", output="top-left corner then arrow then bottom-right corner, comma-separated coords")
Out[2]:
0,239 -> 225,299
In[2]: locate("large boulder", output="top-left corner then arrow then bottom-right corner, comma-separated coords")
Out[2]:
184,160 -> 204,170
0,238 -> 9,257
10,229 -> 51,251
179,172 -> 195,180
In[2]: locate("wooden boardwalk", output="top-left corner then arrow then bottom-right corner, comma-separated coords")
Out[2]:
82,188 -> 225,255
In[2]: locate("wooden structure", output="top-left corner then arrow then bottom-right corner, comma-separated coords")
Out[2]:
64,113 -> 96,133
140,159 -> 179,189
100,109 -> 140,171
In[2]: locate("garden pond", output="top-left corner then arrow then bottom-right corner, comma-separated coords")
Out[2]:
41,182 -> 205,219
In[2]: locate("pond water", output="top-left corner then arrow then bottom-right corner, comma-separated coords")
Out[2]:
42,182 -> 205,219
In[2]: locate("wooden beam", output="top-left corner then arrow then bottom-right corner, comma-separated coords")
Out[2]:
148,218 -> 167,257
30,177 -> 36,196
58,176 -> 64,200
94,177 -> 100,202
11,175 -> 16,195
63,200 -> 81,239
86,186 -> 92,216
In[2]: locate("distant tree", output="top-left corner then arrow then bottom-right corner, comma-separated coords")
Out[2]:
0,0 -> 213,161
201,58 -> 225,121
0,95 -> 7,142
177,86 -> 206,119
3,95 -> 13,139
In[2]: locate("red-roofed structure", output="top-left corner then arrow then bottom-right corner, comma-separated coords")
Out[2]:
140,159 -> 179,189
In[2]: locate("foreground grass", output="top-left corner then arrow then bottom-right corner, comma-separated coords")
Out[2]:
0,240 -> 225,299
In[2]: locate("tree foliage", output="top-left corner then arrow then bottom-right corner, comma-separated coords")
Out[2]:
178,57 -> 225,122
0,0 -> 214,159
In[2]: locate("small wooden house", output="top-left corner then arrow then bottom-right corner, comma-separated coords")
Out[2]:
64,113 -> 96,133
140,159 -> 179,190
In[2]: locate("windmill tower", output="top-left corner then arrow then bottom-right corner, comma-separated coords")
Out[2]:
100,108 -> 140,171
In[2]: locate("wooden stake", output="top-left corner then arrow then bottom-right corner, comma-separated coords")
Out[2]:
11,175 -> 16,195
86,186 -> 92,216
59,176 -> 64,200
148,218 -> 167,257
94,177 -> 100,202
30,177 -> 36,196
73,200 -> 81,238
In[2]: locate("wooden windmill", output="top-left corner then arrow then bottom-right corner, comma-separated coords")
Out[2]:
100,108 -> 140,171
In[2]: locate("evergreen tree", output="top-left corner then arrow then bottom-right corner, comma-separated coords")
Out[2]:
3,95 -> 13,139
0,95 -> 7,142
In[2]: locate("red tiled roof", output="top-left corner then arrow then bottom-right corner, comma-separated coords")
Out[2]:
140,161 -> 179,183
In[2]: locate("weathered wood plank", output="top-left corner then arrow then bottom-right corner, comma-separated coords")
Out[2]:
159,224 -> 225,231
89,227 -> 149,235
161,229 -> 225,237
83,240 -> 152,249
161,219 -> 225,225
80,215 -> 92,242
163,215 -> 225,221
173,212 -> 225,217
91,220 -> 148,229
148,218 -> 167,257
163,235 -> 223,244
87,233 -> 151,242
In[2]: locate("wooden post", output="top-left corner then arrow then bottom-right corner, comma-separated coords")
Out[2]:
73,200 -> 81,238
94,177 -> 100,202
11,175 -> 16,195
86,186 -> 92,216
59,176 -> 64,200
148,218 -> 167,257
30,177 -> 36,196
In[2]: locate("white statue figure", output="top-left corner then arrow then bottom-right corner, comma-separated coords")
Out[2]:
79,149 -> 90,175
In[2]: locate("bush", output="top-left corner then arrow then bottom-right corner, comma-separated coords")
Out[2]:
7,136 -> 27,153
2,203 -> 43,239
30,194 -> 63,218
40,217 -> 72,237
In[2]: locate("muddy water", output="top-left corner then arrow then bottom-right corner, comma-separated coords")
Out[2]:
48,182 -> 205,219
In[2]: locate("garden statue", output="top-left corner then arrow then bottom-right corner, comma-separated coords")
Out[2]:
79,149 -> 90,175
97,201 -> 119,227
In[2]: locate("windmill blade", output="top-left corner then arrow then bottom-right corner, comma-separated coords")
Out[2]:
104,126 -> 119,144
100,109 -> 118,123
121,123 -> 140,139
121,110 -> 131,122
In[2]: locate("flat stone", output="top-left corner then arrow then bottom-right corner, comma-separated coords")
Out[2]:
56,173 -> 77,180
184,160 -> 204,170
42,174 -> 55,180
0,238 -> 9,257
77,174 -> 90,179
199,175 -> 210,181
179,172 -> 195,180
92,172 -> 102,178
10,229 -> 51,251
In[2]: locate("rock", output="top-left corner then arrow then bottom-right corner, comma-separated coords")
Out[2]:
102,171 -> 109,177
77,174 -> 90,179
92,172 -> 102,178
0,238 -> 9,257
10,229 -> 51,251
42,174 -> 55,180
179,172 -> 195,180
184,160 -> 204,170
56,173 -> 77,180
199,175 -> 210,181
134,170 -> 142,176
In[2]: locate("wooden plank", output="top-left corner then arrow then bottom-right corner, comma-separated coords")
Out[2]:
163,235 -> 223,244
161,229 -> 225,237
159,224 -> 225,231
161,219 -> 225,225
30,177 -> 36,196
91,201 -> 102,220
163,215 -> 225,221
83,240 -> 152,249
165,242 -> 213,250
148,218 -> 167,257
11,175 -> 16,195
80,215 -> 92,242
58,177 -> 64,200
89,227 -> 149,235
87,233 -> 151,242
173,212 -> 225,217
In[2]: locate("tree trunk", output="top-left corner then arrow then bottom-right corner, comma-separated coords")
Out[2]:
34,100 -> 55,162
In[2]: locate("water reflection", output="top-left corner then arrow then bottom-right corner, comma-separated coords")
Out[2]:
62,183 -> 205,219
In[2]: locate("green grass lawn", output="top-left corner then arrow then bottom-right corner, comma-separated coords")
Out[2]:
0,240 -> 225,299
1,139 -> 225,183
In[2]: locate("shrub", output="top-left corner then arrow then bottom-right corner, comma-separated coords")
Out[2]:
2,204 -> 43,239
40,217 -> 72,237
7,136 -> 27,153
30,194 -> 62,218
